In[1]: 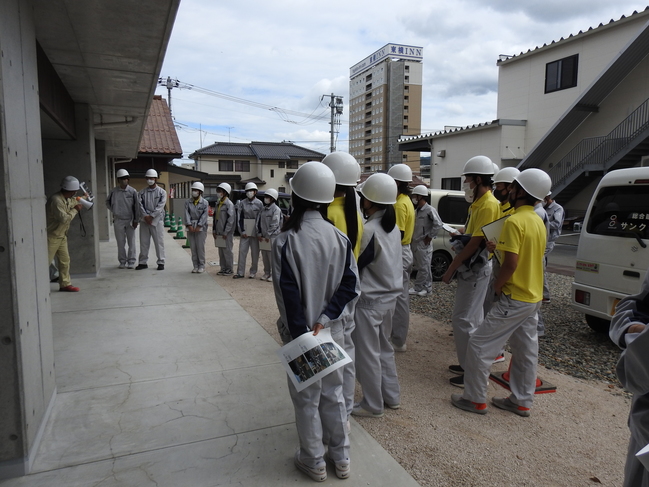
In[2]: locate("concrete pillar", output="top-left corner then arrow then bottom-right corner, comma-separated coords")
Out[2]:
0,0 -> 57,479
95,140 -> 110,242
42,103 -> 100,278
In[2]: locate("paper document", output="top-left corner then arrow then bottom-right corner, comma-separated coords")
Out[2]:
277,328 -> 351,392
481,215 -> 511,264
442,223 -> 459,235
259,238 -> 272,251
243,218 -> 256,236
637,442 -> 649,469
214,236 -> 227,248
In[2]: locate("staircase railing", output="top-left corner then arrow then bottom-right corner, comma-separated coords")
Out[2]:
549,97 -> 649,188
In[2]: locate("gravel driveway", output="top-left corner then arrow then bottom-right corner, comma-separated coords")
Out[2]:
193,237 -> 630,486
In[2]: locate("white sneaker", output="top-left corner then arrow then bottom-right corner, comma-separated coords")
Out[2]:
294,451 -> 327,482
192,268 -> 198,273
415,289 -> 428,296
197,267 -> 205,273
260,274 -> 269,280
351,404 -> 384,418
266,276 -> 273,282
118,264 -> 126,269
392,342 -> 407,352
408,287 -> 417,295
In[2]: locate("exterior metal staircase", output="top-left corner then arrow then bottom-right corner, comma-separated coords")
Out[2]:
548,97 -> 649,206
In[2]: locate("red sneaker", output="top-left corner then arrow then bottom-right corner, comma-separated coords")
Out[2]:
59,285 -> 80,292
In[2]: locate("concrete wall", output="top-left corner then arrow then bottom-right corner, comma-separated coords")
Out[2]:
95,140 -> 110,242
0,0 -> 57,478
42,103 -> 100,278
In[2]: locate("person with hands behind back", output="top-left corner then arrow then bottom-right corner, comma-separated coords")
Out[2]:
272,161 -> 360,482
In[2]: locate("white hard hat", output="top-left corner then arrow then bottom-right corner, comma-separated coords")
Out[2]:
191,182 -> 204,192
360,173 -> 397,205
145,169 -> 158,178
245,182 -> 258,191
289,161 -> 336,204
387,164 -> 413,182
321,152 -> 360,187
462,156 -> 495,176
493,167 -> 520,184
514,168 -> 552,201
492,162 -> 500,175
265,188 -> 278,201
217,182 -> 231,195
116,169 -> 129,178
60,176 -> 80,191
412,185 -> 429,197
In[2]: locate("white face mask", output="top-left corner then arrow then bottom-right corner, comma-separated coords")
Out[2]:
462,181 -> 474,203
216,192 -> 223,200
411,197 -> 419,205
264,197 -> 272,205
146,179 -> 155,186
192,190 -> 200,198
246,191 -> 255,199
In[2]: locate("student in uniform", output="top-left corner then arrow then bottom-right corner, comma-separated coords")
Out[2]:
136,169 -> 167,271
184,182 -> 209,273
610,270 -> 649,487
272,161 -> 360,482
106,169 -> 139,269
387,164 -> 415,352
409,185 -> 442,296
212,182 -> 235,275
234,182 -> 263,279
351,173 -> 403,418
442,156 -> 500,387
451,168 -> 550,416
256,188 -> 283,281
542,193 -> 565,303
322,151 -> 363,424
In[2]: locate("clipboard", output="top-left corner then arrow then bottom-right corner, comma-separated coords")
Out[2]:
243,218 -> 256,236
481,215 -> 511,264
214,236 -> 227,248
259,238 -> 272,251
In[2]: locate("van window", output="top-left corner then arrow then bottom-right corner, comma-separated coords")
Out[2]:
586,186 -> 649,239
437,195 -> 469,225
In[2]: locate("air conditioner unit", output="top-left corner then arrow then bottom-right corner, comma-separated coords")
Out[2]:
436,150 -> 446,158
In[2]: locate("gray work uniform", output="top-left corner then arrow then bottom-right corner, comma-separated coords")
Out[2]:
272,210 -> 360,470
610,273 -> 649,487
412,202 -> 442,292
256,202 -> 283,278
184,196 -> 209,270
534,203 -> 550,335
137,185 -> 167,266
106,185 -> 139,266
212,198 -> 235,273
352,209 -> 403,414
236,197 -> 263,277
543,200 -> 565,300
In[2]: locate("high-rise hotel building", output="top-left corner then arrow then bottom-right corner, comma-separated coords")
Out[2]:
349,44 -> 423,173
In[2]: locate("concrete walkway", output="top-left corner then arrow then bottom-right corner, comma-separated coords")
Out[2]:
0,231 -> 420,486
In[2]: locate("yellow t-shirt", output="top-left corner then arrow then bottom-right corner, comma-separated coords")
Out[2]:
466,191 -> 501,238
496,205 -> 547,303
394,193 -> 415,245
327,196 -> 363,260
501,201 -> 515,216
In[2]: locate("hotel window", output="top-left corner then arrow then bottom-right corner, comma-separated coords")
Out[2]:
545,54 -> 578,93
219,160 -> 233,171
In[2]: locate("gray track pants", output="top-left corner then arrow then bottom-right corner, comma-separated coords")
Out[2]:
236,236 -> 259,276
114,218 -> 136,266
138,219 -> 165,265
390,244 -> 412,348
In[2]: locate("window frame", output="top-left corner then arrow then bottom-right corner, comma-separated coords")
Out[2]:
545,54 -> 579,94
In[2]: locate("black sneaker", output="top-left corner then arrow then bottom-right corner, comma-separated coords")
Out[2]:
157,264 -> 164,271
449,364 -> 464,375
135,264 -> 148,270
449,375 -> 464,388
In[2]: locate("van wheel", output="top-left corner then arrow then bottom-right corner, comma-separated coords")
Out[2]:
431,251 -> 451,281
585,314 -> 610,333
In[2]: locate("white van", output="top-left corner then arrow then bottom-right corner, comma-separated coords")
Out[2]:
571,167 -> 649,332
428,189 -> 470,280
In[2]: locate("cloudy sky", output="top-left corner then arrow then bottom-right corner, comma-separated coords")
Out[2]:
155,0 -> 649,163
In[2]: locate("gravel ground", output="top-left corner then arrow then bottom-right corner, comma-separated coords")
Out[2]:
191,236 -> 631,486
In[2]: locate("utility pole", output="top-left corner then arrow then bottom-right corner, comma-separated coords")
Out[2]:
159,76 -> 179,114
322,93 -> 344,153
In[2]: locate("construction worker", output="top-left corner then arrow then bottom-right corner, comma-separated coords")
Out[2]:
542,192 -> 565,303
256,188 -> 283,281
451,168 -> 550,417
322,151 -> 363,422
234,182 -> 263,279
387,163 -> 415,352
272,161 -> 359,482
106,168 -> 138,269
492,167 -> 520,217
409,185 -> 442,296
351,173 -> 403,418
212,182 -> 235,275
442,156 -> 500,387
46,176 -> 84,292
136,169 -> 167,271
184,181 -> 209,273
610,270 -> 649,487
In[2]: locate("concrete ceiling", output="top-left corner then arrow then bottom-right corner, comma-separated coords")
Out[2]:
33,0 -> 181,159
